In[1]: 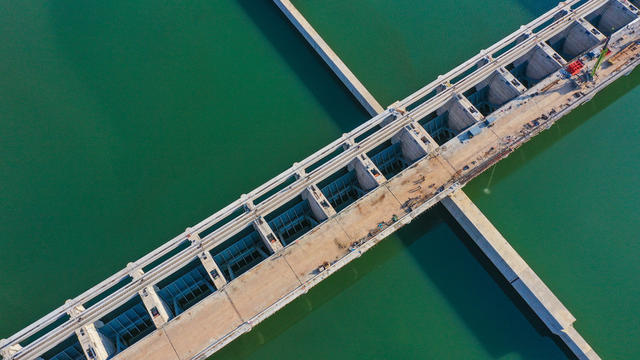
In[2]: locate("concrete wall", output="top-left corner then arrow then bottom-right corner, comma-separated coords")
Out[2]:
445,96 -> 481,133
301,185 -> 336,221
586,0 -> 638,36
610,17 -> 640,51
272,0 -> 383,116
549,21 -> 601,60
442,191 -> 600,360
524,45 -> 564,80
348,155 -> 385,190
486,71 -> 523,105
391,124 -> 431,162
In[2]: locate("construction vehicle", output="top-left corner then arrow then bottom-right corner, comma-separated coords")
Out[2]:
591,30 -> 613,79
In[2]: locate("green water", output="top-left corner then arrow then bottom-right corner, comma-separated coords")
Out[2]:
1,1 -> 638,360
0,0 -> 366,336
292,0 -> 561,106
464,73 -> 640,359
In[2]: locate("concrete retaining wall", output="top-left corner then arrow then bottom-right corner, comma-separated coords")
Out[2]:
441,191 -> 600,360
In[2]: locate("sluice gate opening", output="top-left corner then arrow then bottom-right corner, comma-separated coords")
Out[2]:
464,71 -> 522,116
546,21 -> 601,61
96,298 -> 155,355
157,259 -> 216,316
40,336 -> 85,360
418,111 -> 457,145
211,226 -> 270,281
367,141 -> 410,179
418,96 -> 481,145
266,196 -> 319,246
585,0 -> 638,36
318,168 -> 367,212
506,45 -> 564,88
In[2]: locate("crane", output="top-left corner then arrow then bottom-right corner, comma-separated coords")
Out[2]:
591,30 -> 613,79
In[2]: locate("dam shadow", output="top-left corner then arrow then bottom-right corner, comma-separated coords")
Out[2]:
398,205 -> 574,359
386,205 -> 571,359
214,4 -> 640,358
396,70 -> 640,360
208,52 -> 640,360
236,0 -> 370,133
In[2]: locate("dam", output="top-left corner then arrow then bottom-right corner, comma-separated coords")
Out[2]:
2,0 -> 640,359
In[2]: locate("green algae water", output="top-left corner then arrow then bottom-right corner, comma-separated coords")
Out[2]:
1,1 -> 638,360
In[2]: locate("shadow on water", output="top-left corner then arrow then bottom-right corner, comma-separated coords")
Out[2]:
43,1 -> 637,358
394,206 -> 570,359
208,75 -> 640,360
220,1 -> 640,357
236,0 -> 370,132
207,68 -> 640,356
443,206 -> 579,359
405,67 -> 640,360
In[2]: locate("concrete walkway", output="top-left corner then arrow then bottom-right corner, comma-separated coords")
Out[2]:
442,190 -> 600,360
273,0 -> 384,116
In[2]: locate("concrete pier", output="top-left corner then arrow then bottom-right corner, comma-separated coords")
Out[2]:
301,184 -> 337,221
348,155 -> 386,189
272,0 -> 384,116
252,217 -> 283,252
442,191 -> 600,360
67,304 -> 115,360
514,43 -> 566,85
188,231 -> 229,288
548,20 -> 602,60
391,122 -> 434,160
198,251 -> 228,289
246,200 -> 284,253
129,266 -> 173,328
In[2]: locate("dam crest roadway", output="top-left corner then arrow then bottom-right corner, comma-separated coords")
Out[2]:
3,0 -> 640,359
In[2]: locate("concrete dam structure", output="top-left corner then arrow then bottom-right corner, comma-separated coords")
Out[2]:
3,0 -> 640,359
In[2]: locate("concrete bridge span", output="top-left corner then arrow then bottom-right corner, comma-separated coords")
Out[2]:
3,0 -> 640,359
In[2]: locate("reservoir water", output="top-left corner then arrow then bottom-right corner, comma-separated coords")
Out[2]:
0,1 -> 637,359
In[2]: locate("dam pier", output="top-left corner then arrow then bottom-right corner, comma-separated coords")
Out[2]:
4,0 -> 640,359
